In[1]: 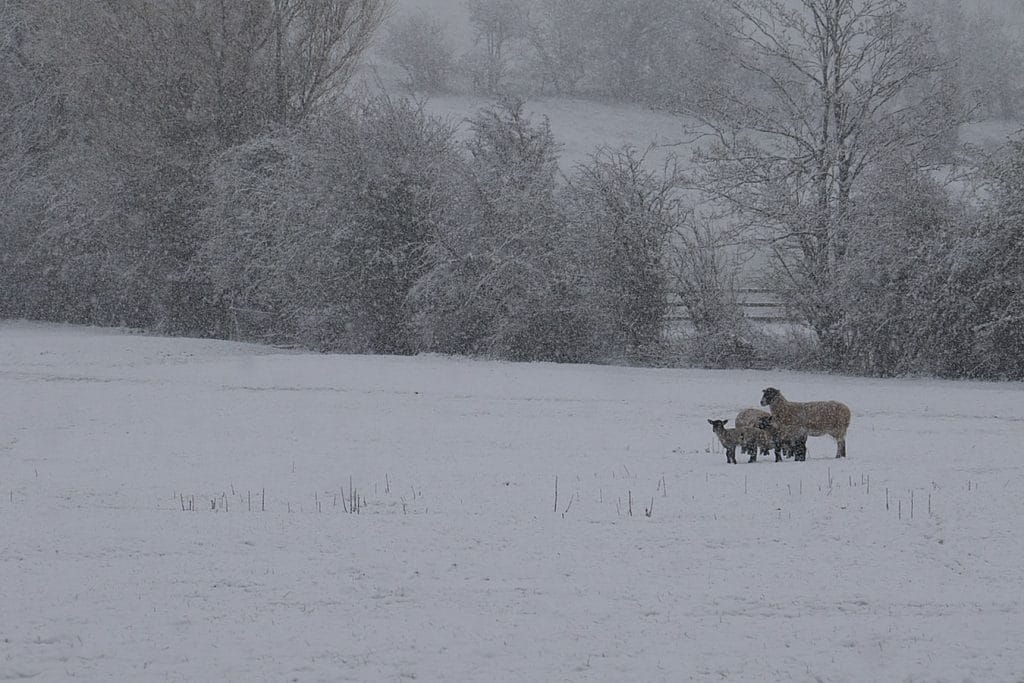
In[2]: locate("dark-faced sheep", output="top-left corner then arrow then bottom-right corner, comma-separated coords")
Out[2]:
760,387 -> 850,458
757,415 -> 809,461
708,419 -> 758,464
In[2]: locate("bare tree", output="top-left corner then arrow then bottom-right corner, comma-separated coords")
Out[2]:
4,0 -> 391,328
464,0 -> 529,93
183,0 -> 390,131
669,214 -> 746,336
682,0 -> 960,365
523,0 -> 593,95
271,0 -> 391,123
383,9 -> 454,92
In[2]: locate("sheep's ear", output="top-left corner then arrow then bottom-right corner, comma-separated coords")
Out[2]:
707,419 -> 714,425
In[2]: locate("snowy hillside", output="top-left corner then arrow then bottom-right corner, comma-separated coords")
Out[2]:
367,0 -> 697,172
372,0 -> 1024,171
2,322 -> 1023,681
420,94 -> 687,172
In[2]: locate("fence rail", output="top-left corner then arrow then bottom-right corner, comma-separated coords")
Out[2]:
668,288 -> 788,323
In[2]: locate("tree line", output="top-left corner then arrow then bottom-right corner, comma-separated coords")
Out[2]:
1,0 -> 1022,379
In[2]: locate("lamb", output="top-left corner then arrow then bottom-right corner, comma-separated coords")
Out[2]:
735,408 -> 775,460
759,387 -> 851,458
757,415 -> 809,461
708,419 -> 759,464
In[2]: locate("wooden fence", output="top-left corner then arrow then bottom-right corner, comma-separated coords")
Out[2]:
668,288 -> 788,323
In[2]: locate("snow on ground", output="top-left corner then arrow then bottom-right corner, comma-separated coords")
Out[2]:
420,95 -> 687,172
2,321 -> 1023,682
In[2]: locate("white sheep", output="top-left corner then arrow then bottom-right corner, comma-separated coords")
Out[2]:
735,408 -> 775,461
759,387 -> 851,458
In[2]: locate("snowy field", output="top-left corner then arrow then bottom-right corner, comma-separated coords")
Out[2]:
2,322 -> 1024,682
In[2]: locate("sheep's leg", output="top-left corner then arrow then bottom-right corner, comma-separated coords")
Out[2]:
726,446 -> 736,464
748,450 -> 757,463
836,438 -> 846,458
795,441 -> 807,461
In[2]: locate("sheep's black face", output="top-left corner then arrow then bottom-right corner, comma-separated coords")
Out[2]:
761,387 -> 780,407
708,419 -> 728,431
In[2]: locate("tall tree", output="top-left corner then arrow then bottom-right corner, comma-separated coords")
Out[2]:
949,136 -> 1024,380
383,9 -> 455,92
682,0 -> 958,366
464,0 -> 529,93
9,0 -> 389,329
0,0 -> 64,316
523,0 -> 594,95
196,95 -> 461,352
834,158 -> 967,375
413,99 -> 578,360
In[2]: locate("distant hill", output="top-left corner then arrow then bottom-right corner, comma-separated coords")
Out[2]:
368,2 -> 1021,173
363,3 -> 690,173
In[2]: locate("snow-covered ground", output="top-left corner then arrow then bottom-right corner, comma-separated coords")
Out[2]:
420,95 -> 686,173
2,322 -> 1023,682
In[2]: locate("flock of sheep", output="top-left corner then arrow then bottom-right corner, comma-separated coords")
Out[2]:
709,388 -> 851,464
